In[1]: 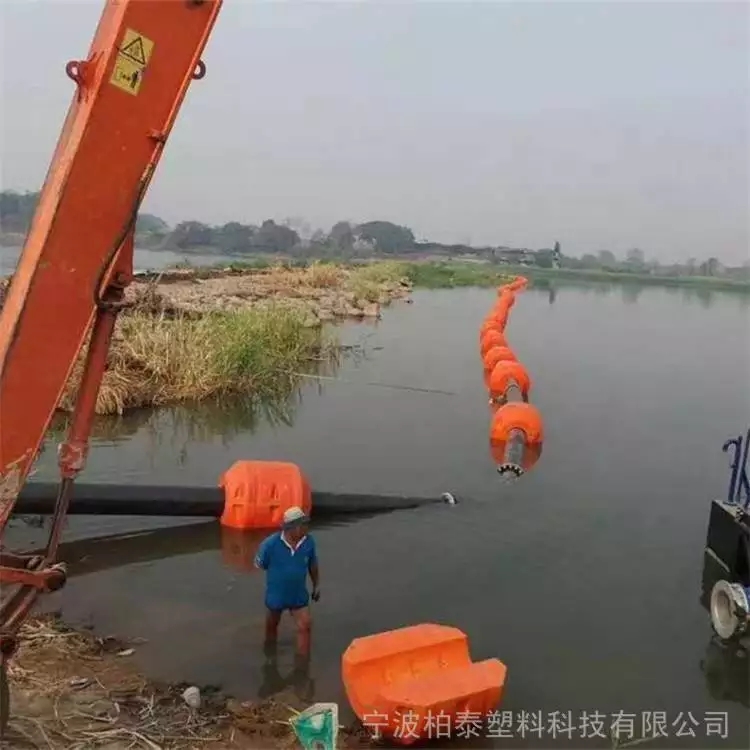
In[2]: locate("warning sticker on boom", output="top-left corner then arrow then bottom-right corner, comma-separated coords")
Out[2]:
110,28 -> 154,96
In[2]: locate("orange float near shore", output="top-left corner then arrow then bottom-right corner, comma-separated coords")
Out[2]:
219,460 -> 311,530
342,623 -> 507,746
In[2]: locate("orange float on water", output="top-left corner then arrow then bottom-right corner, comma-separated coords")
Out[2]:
479,318 -> 503,337
495,288 -> 516,308
342,623 -> 507,746
485,308 -> 510,331
487,359 -> 531,400
219,460 -> 311,530
490,402 -> 544,444
508,275 -> 528,291
482,345 -> 516,373
480,329 -> 507,356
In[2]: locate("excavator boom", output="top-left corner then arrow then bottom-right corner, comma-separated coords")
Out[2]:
0,0 -> 223,649
0,0 -> 222,524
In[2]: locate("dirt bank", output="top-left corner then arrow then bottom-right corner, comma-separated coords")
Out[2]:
1,261 -> 413,324
4,615 -> 372,749
126,262 -> 413,323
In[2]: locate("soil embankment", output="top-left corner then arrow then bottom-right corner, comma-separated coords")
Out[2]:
0,262 -> 413,416
128,262 -> 412,322
4,615 -> 370,749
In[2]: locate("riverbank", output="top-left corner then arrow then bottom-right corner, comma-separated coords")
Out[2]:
1,262 -> 413,416
4,615 -> 370,749
399,260 -> 750,292
161,257 -> 749,293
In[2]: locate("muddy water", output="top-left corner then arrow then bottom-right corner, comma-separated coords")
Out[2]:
8,284 -> 750,748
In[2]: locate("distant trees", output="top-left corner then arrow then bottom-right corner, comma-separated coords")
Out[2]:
0,190 -> 743,280
135,213 -> 169,234
700,257 -> 721,277
0,190 -> 39,233
357,221 -> 415,254
625,247 -> 646,270
533,249 -> 556,268
329,221 -> 355,256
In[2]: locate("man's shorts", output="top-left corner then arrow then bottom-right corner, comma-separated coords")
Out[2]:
265,592 -> 309,614
266,603 -> 308,615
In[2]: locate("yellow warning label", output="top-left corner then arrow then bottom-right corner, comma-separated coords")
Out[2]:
109,28 -> 153,96
118,28 -> 153,67
110,54 -> 145,96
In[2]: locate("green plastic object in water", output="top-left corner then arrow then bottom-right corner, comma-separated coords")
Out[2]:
289,702 -> 339,750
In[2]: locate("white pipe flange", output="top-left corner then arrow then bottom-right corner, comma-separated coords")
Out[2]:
710,580 -> 750,641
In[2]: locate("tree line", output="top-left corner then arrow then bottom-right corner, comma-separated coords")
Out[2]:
1,189 -> 746,279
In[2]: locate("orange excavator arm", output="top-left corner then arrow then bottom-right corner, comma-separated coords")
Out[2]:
0,0 -> 223,651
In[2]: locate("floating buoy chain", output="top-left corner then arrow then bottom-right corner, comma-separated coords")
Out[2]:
479,276 -> 544,475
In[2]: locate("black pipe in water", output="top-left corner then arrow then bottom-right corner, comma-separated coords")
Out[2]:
14,482 -> 457,519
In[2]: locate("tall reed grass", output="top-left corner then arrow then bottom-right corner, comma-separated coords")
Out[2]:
61,306 -> 336,416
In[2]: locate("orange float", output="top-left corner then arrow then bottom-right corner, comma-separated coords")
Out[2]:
508,276 -> 528,291
482,345 -> 516,373
479,329 -> 507,356
219,460 -> 311,530
479,317 -> 504,337
494,295 -> 514,315
485,308 -> 510,331
490,402 -> 544,444
342,623 -> 507,746
495,288 -> 516,307
491,306 -> 511,329
488,359 -> 531,400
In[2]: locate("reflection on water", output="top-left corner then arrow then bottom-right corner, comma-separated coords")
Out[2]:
700,638 -> 749,709
621,284 -> 643,305
43,345 -> 360,471
259,648 -> 315,703
530,277 -> 749,311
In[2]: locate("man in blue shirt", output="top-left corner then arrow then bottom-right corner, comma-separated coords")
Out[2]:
254,506 -> 319,659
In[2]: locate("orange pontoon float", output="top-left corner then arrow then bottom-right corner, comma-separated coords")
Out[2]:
219,460 -> 311,531
482,345 -> 516,374
479,328 -> 507,356
487,360 -> 531,401
342,623 -> 507,746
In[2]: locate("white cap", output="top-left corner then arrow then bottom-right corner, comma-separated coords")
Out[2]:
282,506 -> 309,528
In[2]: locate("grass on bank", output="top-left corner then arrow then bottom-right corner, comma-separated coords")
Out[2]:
56,262 -> 411,416
166,255 -> 750,293
61,305 -> 337,416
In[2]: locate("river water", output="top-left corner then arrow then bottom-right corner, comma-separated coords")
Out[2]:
0,243 -> 231,276
3,242 -> 750,747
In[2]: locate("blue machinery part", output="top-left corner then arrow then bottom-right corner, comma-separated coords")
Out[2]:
723,428 -> 750,509
702,428 -> 750,642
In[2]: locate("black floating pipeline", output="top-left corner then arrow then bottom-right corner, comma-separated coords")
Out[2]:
478,276 -> 544,477
15,461 -> 458,530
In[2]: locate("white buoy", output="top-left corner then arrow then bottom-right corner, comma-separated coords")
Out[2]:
710,580 -> 750,641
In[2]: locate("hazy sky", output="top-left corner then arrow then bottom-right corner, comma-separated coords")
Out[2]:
1,1 -> 748,263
